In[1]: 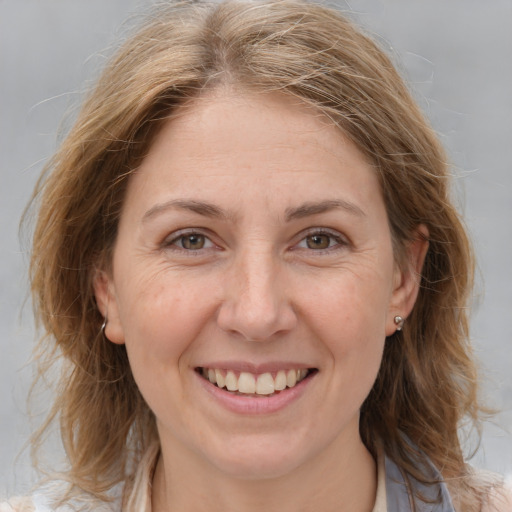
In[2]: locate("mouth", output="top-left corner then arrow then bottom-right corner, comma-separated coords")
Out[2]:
196,367 -> 317,397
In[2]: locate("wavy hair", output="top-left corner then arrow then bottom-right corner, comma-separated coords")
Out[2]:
28,0 -> 484,508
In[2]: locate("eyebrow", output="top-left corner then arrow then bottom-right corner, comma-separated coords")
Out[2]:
142,198 -> 366,223
142,199 -> 231,222
284,199 -> 366,221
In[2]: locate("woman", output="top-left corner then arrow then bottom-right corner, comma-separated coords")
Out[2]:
2,0 -> 510,510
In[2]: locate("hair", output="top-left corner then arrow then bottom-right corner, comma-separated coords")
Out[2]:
27,0 -> 486,508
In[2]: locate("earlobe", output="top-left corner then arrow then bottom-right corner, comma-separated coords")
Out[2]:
93,270 -> 126,345
386,225 -> 429,336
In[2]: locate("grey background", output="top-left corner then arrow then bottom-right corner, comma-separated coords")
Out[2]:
1,0 -> 511,497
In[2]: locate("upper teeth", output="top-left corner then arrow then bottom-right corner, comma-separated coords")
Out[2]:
201,368 -> 309,395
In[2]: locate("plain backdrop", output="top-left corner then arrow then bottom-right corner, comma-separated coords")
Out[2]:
1,0 -> 511,496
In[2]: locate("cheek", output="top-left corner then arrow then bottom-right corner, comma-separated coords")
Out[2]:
303,269 -> 391,341
116,272 -> 217,379
302,273 -> 388,392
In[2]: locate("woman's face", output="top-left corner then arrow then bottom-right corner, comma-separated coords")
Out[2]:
96,90 -> 423,479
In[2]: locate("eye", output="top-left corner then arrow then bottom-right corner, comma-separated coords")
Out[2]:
296,230 -> 347,252
179,233 -> 207,250
305,234 -> 332,250
166,231 -> 215,251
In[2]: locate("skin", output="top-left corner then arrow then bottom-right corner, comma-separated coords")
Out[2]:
95,89 -> 428,512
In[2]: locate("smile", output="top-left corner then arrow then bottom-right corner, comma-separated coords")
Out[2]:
198,367 -> 314,397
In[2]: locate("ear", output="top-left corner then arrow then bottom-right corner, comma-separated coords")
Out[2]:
386,225 -> 429,336
93,270 -> 126,345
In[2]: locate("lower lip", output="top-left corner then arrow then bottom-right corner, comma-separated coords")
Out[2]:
196,371 -> 315,415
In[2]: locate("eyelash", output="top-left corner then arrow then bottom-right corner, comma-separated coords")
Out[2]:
162,228 -> 348,254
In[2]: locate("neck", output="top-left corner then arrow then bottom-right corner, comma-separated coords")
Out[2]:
152,430 -> 377,512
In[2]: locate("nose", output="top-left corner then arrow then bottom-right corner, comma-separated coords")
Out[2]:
216,249 -> 298,341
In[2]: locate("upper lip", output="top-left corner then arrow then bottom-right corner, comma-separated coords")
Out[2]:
195,361 -> 316,374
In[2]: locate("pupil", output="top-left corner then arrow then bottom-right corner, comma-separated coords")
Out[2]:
182,234 -> 204,249
307,234 -> 330,249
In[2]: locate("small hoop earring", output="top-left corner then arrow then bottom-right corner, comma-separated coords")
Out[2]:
394,315 -> 404,331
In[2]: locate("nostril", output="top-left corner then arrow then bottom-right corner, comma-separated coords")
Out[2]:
216,279 -> 298,341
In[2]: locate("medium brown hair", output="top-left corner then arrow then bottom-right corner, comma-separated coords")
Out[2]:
28,0 -> 483,507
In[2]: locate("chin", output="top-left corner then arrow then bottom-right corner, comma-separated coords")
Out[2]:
202,434 -> 312,480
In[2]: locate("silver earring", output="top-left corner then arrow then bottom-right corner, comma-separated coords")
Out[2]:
394,315 -> 404,331
101,317 -> 107,335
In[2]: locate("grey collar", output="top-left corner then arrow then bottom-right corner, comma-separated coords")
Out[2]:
385,454 -> 455,511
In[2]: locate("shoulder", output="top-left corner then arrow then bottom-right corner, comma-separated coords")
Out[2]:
1,486 -> 122,512
1,443 -> 157,512
481,474 -> 512,512
0,496 -> 36,512
1,492 -> 64,512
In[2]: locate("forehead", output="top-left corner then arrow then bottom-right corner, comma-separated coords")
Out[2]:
123,89 -> 383,220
